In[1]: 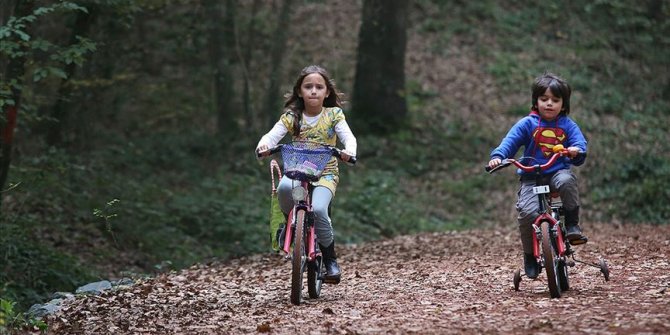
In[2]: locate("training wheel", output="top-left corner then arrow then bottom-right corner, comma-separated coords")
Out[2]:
513,269 -> 522,291
599,258 -> 610,282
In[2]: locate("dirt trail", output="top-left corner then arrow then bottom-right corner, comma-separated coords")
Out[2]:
46,223 -> 670,334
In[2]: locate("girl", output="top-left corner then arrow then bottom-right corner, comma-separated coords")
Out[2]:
256,65 -> 357,284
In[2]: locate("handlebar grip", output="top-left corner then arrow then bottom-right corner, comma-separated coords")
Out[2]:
485,159 -> 511,174
330,147 -> 357,165
256,145 -> 283,158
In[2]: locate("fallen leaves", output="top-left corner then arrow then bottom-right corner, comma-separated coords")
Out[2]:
44,223 -> 670,334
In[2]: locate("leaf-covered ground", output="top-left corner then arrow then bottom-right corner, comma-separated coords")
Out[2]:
45,223 -> 669,334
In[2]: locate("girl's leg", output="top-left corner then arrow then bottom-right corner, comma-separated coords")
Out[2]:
311,186 -> 334,246
276,176 -> 297,215
311,186 -> 340,283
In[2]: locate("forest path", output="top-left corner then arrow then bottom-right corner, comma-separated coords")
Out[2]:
46,223 -> 670,334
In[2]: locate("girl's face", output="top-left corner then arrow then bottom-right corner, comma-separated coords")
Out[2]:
299,73 -> 329,114
537,88 -> 563,121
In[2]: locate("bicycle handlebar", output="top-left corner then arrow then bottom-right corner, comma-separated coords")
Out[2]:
256,144 -> 357,165
485,149 -> 586,174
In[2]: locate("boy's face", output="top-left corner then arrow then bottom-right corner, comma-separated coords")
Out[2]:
537,88 -> 563,121
299,73 -> 330,113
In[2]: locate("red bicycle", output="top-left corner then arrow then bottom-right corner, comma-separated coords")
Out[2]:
486,145 -> 609,298
258,141 -> 355,305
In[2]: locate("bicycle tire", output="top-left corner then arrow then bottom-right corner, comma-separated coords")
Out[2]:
558,259 -> 570,291
541,221 -> 561,298
307,248 -> 323,298
290,209 -> 306,305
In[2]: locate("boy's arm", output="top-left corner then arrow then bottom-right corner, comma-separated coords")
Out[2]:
566,121 -> 588,166
490,118 -> 530,159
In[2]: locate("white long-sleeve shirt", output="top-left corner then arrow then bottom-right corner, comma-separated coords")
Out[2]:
257,110 -> 357,156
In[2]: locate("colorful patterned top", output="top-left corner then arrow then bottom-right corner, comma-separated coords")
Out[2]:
258,107 -> 357,194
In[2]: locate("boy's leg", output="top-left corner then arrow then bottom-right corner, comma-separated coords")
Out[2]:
312,186 -> 340,283
517,181 -> 540,279
552,170 -> 587,244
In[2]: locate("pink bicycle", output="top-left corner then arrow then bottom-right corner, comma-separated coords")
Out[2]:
486,146 -> 609,298
258,141 -> 355,305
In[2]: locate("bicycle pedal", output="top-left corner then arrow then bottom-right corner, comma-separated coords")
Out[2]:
569,237 -> 588,246
324,277 -> 341,285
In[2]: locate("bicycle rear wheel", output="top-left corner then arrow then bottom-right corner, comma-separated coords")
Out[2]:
290,209 -> 306,305
307,247 -> 323,298
558,259 -> 570,291
541,221 -> 561,298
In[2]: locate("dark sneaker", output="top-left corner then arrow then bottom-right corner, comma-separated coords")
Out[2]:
566,224 -> 588,245
524,253 -> 539,279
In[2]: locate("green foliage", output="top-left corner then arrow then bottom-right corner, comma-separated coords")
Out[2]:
0,1 -> 95,108
0,298 -> 47,334
0,221 -> 95,312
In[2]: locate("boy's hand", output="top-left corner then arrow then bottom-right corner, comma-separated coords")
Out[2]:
566,146 -> 581,158
488,158 -> 502,169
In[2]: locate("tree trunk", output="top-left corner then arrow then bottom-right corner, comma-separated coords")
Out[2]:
351,0 -> 409,135
262,0 -> 293,127
647,0 -> 663,21
46,6 -> 97,147
1,0 -> 34,207
205,0 -> 237,142
241,0 -> 261,131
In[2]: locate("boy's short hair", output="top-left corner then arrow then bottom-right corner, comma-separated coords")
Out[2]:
531,72 -> 572,115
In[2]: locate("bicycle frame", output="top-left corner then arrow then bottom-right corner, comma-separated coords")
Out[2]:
281,179 -> 319,262
487,148 -> 609,297
258,141 -> 356,304
530,186 -> 568,262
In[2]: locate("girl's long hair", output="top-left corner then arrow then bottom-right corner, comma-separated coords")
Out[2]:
283,65 -> 344,136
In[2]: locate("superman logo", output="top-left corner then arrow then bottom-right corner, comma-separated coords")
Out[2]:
533,127 -> 566,157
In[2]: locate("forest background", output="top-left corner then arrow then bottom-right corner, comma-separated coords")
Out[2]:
1,0 -> 668,313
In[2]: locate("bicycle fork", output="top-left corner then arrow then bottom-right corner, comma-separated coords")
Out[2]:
282,203 -> 319,262
531,217 -> 568,260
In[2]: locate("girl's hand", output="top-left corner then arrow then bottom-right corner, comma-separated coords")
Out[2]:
488,158 -> 502,169
340,150 -> 353,162
256,145 -> 269,157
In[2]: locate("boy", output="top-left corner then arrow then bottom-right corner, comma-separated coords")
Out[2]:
487,72 -> 588,279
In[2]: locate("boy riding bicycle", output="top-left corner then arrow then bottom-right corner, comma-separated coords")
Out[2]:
487,72 -> 588,279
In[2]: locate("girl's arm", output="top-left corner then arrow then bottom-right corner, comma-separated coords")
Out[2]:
257,121 -> 288,151
334,120 -> 357,157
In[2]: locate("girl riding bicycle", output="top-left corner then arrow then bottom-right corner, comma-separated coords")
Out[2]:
487,72 -> 588,279
256,65 -> 357,284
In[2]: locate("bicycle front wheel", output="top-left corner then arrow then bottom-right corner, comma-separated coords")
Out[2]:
541,221 -> 561,298
290,209 -> 306,305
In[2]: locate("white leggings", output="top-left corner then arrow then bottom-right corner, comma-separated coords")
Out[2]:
276,176 -> 334,246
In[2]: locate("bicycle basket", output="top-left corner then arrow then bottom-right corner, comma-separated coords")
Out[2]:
281,142 -> 332,181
